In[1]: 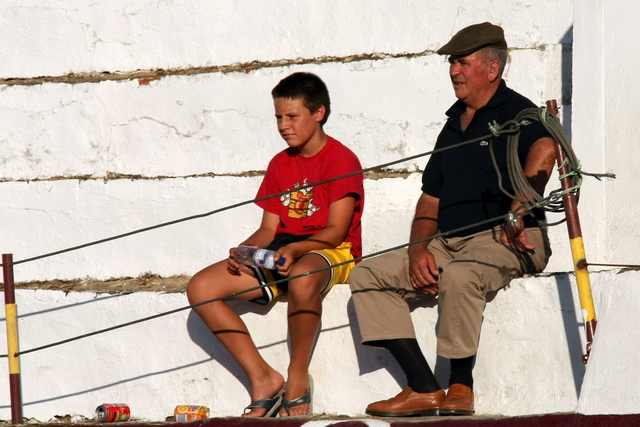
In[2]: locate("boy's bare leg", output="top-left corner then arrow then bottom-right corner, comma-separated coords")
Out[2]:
280,254 -> 331,416
187,261 -> 285,417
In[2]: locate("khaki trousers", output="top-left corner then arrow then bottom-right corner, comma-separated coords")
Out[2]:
349,226 -> 551,359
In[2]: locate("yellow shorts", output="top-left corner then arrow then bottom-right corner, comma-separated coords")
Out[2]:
250,242 -> 355,305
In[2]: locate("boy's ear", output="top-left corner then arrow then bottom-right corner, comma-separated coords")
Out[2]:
314,105 -> 326,123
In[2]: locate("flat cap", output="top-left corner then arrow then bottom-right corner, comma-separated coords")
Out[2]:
437,22 -> 507,56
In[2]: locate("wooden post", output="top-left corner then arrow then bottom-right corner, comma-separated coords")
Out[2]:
3,254 -> 23,423
546,100 -> 597,364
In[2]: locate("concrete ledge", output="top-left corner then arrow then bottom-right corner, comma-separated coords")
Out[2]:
116,413 -> 640,426
1,269 -> 639,421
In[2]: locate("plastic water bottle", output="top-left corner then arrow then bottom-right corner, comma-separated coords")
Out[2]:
233,245 -> 286,269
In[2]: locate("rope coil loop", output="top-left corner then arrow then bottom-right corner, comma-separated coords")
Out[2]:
489,106 -> 615,225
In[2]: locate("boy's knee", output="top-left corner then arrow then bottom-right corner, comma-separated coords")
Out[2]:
186,273 -> 209,304
288,272 -> 326,298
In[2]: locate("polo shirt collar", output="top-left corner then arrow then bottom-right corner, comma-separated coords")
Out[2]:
445,80 -> 509,120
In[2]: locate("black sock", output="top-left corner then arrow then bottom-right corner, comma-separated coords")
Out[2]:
384,338 -> 441,393
449,355 -> 475,389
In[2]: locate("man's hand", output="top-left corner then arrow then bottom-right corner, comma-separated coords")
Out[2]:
500,221 -> 536,253
501,135 -> 555,253
408,244 -> 440,294
408,193 -> 440,294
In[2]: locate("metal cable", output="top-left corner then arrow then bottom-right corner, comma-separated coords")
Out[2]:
1,212 -> 510,358
1,131 -> 497,268
0,106 -> 618,358
5,244 -> 638,359
583,262 -> 640,269
4,106 -> 607,269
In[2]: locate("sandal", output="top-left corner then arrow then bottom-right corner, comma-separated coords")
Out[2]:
281,375 -> 313,417
243,387 -> 285,417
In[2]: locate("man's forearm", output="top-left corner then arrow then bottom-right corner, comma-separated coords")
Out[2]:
410,193 -> 439,249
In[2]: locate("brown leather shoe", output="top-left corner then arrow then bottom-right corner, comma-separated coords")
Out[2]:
439,383 -> 474,415
365,387 -> 445,417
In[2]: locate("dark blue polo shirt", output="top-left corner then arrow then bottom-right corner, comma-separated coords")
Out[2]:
422,80 -> 551,237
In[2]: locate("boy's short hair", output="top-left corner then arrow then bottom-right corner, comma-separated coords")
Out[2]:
271,72 -> 331,125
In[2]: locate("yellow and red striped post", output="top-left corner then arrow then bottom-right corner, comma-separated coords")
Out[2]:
546,100 -> 597,364
3,253 -> 23,423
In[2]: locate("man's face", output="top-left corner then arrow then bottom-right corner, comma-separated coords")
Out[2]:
448,50 -> 493,104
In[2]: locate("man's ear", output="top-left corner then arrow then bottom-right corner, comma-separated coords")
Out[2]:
314,105 -> 326,123
488,60 -> 501,83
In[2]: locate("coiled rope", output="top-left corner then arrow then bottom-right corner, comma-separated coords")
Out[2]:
489,107 -> 615,225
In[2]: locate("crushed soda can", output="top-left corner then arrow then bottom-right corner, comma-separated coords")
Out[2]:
96,404 -> 131,422
174,405 -> 209,421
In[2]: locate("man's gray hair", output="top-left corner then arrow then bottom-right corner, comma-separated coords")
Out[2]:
480,47 -> 508,78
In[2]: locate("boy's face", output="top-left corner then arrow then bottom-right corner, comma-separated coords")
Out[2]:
273,97 -> 325,152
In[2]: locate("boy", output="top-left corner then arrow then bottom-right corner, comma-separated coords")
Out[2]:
187,72 -> 364,417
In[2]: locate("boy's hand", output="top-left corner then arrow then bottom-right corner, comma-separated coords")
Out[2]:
227,247 -> 243,276
274,244 -> 304,276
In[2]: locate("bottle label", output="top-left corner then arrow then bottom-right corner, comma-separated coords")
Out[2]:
253,249 -> 276,269
253,249 -> 268,265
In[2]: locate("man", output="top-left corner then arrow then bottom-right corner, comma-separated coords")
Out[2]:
349,22 -> 555,417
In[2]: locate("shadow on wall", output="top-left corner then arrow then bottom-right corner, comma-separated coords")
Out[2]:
346,294 -> 449,389
185,296 -> 416,393
185,300 -> 282,395
555,273 -> 586,396
183,273 -> 586,399
561,25 -> 573,138
3,302 -> 282,411
6,355 -> 215,410
561,25 -> 573,105
346,297 -> 409,387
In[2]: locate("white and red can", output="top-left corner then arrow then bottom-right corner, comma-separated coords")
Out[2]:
96,404 -> 131,422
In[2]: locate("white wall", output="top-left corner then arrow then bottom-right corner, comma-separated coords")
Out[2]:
2,269 -> 640,421
572,0 -> 640,414
0,0 -> 577,282
574,0 -> 640,267
4,0 -> 640,422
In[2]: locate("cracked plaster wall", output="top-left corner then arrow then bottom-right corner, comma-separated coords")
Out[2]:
0,1 -> 577,282
2,269 -> 640,420
4,2 -> 640,422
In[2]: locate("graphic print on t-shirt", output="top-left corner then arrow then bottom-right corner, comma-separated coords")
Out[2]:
280,178 -> 319,219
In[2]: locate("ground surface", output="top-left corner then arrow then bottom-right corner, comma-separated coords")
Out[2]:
3,274 -> 190,294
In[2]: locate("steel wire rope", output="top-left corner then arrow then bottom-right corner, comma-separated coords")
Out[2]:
5,106 -> 599,269
583,262 -> 640,269
6,238 -> 640,359
0,106 -> 617,358
1,212 -> 512,358
1,132 -> 500,269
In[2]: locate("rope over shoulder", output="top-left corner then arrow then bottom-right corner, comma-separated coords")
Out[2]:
488,106 -> 616,225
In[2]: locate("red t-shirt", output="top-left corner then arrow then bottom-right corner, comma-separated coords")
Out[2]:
255,136 -> 364,259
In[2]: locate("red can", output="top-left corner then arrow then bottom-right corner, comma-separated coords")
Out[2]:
96,404 -> 131,422
174,405 -> 209,421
